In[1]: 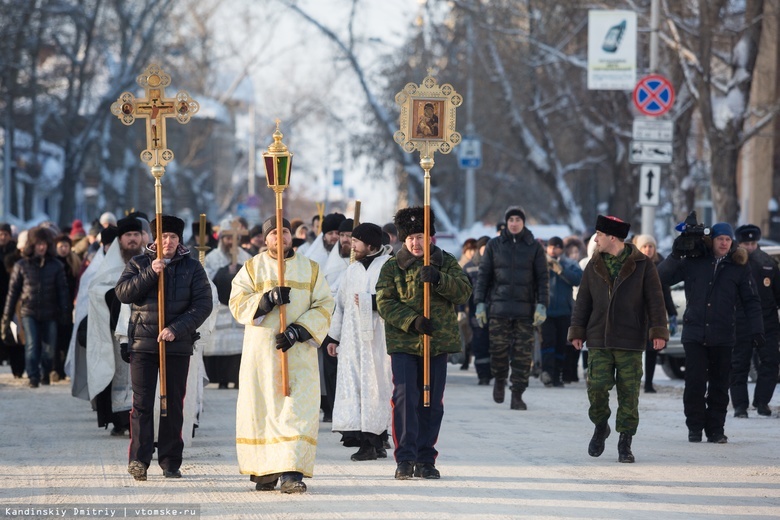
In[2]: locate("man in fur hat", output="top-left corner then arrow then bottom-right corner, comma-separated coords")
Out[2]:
473,206 -> 549,410
569,215 -> 668,463
659,221 -> 763,444
2,226 -> 70,387
229,216 -> 333,493
115,215 -> 213,481
729,224 -> 780,418
376,207 -> 471,480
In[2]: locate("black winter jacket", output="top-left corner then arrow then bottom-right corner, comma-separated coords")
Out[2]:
735,248 -> 780,339
473,227 -> 549,319
115,248 -> 213,356
3,254 -> 69,321
658,246 -> 763,347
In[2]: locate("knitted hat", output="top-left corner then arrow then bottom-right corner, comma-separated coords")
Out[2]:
504,206 -> 526,223
321,213 -> 346,234
351,223 -> 383,249
70,219 -> 86,240
394,207 -> 436,241
0,222 -> 11,234
633,234 -> 657,250
116,216 -> 143,237
99,212 -> 117,227
595,215 -> 630,240
262,216 -> 292,239
735,224 -> 761,243
151,215 -> 185,242
711,222 -> 734,240
338,218 -> 354,233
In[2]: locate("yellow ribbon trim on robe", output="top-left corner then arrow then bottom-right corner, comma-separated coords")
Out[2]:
236,435 -> 317,446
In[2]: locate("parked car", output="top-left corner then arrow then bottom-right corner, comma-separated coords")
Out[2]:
657,243 -> 780,379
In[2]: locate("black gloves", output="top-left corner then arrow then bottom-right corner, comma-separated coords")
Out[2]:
276,324 -> 313,352
419,266 -> 441,285
413,316 -> 434,336
752,334 -> 766,348
120,343 -> 130,363
671,235 -> 688,259
255,286 -> 292,318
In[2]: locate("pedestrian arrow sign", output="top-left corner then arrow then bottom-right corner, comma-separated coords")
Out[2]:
639,164 -> 661,207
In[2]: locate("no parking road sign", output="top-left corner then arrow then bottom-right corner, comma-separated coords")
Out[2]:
633,74 -> 675,117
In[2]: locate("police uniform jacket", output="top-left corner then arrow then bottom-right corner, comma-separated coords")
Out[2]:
568,244 -> 669,351
735,247 -> 780,339
658,245 -> 763,347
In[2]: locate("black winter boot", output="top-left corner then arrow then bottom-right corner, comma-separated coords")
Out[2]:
587,422 -> 610,457
510,390 -> 527,410
493,379 -> 506,403
617,433 -> 635,463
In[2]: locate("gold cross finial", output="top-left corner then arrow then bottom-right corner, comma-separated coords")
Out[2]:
427,67 -> 435,77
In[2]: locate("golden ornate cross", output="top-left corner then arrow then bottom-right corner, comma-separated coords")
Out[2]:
111,64 -> 199,167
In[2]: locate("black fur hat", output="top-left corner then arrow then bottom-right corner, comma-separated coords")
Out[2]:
394,207 -> 436,241
151,215 -> 185,242
117,216 -> 143,237
595,215 -> 630,240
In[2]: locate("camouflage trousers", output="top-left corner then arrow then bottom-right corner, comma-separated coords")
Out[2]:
488,318 -> 534,392
587,349 -> 643,435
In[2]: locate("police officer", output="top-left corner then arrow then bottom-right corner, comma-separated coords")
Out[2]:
730,224 -> 780,417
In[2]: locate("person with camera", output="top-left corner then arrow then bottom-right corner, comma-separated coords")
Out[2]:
658,219 -> 763,444
730,224 -> 780,418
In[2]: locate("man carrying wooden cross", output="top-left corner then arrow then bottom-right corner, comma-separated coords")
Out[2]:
203,218 -> 250,389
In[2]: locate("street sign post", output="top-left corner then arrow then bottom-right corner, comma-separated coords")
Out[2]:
639,164 -> 661,206
458,136 -> 482,169
630,140 -> 672,164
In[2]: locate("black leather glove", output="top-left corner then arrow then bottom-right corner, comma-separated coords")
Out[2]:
752,334 -> 766,348
120,343 -> 130,363
419,266 -> 441,285
275,324 -> 312,352
413,316 -> 434,336
255,286 -> 292,318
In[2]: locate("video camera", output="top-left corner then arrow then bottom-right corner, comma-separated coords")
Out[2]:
671,211 -> 709,259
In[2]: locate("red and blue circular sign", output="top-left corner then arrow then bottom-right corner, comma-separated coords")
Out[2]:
633,74 -> 675,117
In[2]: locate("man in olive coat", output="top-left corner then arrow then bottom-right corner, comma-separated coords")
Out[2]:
376,207 -> 471,481
568,215 -> 668,463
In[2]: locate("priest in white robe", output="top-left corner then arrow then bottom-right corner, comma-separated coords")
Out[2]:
203,218 -> 251,388
323,223 -> 392,461
229,216 -> 333,494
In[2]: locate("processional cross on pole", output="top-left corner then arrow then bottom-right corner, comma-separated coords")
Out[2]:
110,64 -> 199,417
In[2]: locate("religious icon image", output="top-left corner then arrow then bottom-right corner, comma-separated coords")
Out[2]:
412,100 -> 443,140
122,103 -> 133,115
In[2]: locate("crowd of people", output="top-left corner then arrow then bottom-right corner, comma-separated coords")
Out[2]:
0,205 -> 778,494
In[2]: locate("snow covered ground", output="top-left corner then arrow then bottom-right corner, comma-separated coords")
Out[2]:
1,362 -> 778,519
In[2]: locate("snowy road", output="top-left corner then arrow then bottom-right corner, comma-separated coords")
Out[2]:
0,363 -> 778,519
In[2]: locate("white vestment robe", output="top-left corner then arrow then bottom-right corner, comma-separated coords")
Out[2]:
203,247 -> 251,356
300,233 -> 330,267
328,254 -> 392,435
323,245 -> 350,296
86,241 -> 131,412
65,247 -> 106,399
229,251 -> 333,478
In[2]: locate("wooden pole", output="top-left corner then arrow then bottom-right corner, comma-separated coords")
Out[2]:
276,191 -> 290,397
349,200 -> 361,264
152,164 -> 168,417
421,144 -> 434,408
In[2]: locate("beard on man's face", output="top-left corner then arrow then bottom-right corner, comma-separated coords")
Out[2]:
120,242 -> 143,263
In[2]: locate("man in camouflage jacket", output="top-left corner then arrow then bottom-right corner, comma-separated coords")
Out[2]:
376,207 -> 471,481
